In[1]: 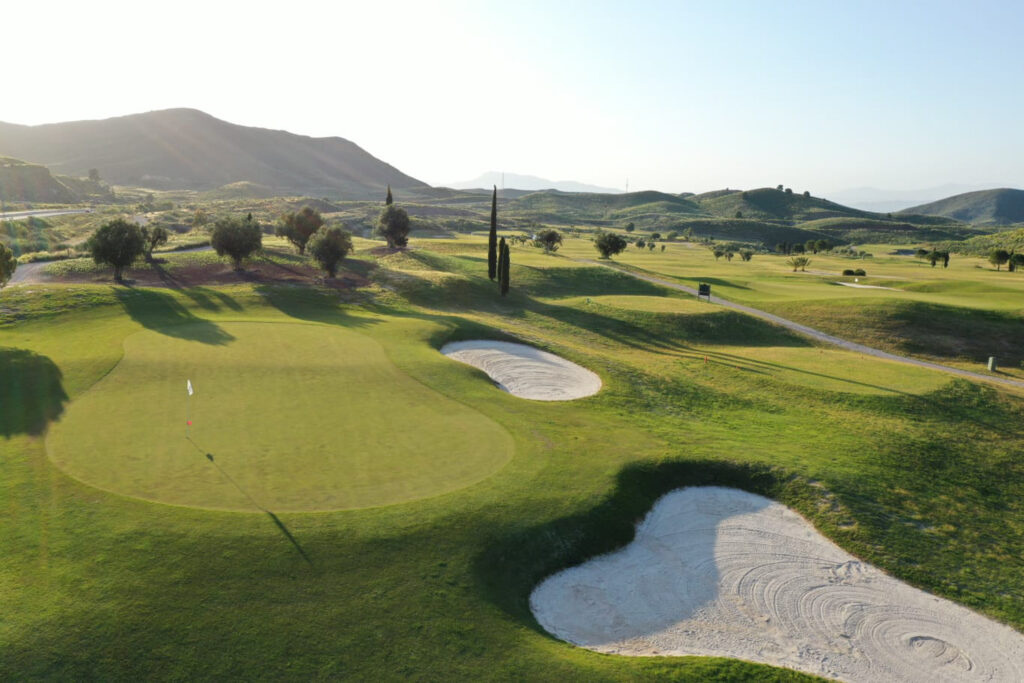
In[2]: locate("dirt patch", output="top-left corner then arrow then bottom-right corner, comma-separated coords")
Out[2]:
531,486 -> 1024,682
28,259 -> 373,291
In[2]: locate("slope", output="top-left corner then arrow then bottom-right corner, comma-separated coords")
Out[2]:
0,157 -> 78,203
900,188 -> 1024,225
0,108 -> 427,198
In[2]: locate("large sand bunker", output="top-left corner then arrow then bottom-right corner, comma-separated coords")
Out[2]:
530,487 -> 1024,682
441,341 -> 601,401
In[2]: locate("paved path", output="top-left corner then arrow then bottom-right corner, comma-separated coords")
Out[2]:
584,259 -> 1024,391
1,208 -> 93,221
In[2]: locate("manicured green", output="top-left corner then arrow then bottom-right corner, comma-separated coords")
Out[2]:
47,319 -> 512,511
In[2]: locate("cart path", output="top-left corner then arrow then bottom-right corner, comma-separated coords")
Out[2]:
582,259 -> 1024,390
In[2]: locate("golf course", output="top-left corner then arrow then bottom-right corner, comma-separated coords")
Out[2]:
2,226 -> 1023,680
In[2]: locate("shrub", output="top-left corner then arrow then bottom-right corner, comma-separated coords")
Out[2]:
842,269 -> 855,276
854,268 -> 866,276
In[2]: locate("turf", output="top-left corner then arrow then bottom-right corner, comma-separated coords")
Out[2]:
2,238 -> 1023,681
46,319 -> 513,511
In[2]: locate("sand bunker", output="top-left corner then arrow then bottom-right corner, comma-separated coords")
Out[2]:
836,282 -> 898,290
531,487 -> 1024,682
441,340 -> 601,401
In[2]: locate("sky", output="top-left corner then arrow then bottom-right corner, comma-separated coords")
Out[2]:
4,0 -> 1024,194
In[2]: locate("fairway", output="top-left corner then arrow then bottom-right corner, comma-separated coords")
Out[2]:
46,321 -> 514,511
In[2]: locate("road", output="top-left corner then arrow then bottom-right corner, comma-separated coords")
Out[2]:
584,259 -> 1024,391
1,208 -> 93,221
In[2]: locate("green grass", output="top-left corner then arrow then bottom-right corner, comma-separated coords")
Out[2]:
47,317 -> 512,511
558,236 -> 1024,378
2,238 -> 1023,680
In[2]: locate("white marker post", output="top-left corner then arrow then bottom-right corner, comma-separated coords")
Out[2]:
186,379 -> 194,438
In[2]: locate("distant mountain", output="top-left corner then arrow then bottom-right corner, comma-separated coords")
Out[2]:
446,172 -> 623,194
899,188 -> 1024,225
0,156 -> 78,203
0,108 -> 427,198
828,184 -> 998,213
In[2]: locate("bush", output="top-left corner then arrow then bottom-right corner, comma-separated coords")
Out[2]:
854,268 -> 866,276
842,269 -> 855,276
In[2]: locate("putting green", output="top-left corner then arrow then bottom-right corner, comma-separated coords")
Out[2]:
47,321 -> 514,511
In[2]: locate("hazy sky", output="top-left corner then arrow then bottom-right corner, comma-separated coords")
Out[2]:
5,0 -> 1023,194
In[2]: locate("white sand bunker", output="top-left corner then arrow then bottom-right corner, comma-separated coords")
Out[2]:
836,281 -> 898,290
531,487 -> 1024,682
441,340 -> 601,401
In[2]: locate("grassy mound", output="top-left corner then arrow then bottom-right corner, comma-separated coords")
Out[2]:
47,320 -> 512,511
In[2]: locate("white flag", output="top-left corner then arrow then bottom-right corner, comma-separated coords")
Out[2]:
187,379 -> 194,396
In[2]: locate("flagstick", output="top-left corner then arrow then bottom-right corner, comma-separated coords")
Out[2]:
186,392 -> 191,439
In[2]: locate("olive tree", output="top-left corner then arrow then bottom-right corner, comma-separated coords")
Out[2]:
141,225 -> 169,261
277,206 -> 324,254
0,243 -> 16,288
87,218 -> 145,282
211,214 -> 262,270
308,225 -> 353,278
535,228 -> 562,253
376,204 -> 410,248
989,248 -> 1010,270
594,232 -> 628,259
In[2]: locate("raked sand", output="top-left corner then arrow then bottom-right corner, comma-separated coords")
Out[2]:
530,487 -> 1024,682
441,340 -> 601,401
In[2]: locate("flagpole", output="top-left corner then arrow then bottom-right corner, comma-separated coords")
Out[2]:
186,379 -> 194,439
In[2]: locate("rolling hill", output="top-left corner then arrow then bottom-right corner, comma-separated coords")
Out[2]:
900,188 -> 1024,225
507,189 -> 703,224
697,187 -> 878,222
0,108 -> 427,198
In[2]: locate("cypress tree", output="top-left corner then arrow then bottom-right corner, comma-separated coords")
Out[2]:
385,185 -> 393,205
499,238 -> 510,296
487,185 -> 498,280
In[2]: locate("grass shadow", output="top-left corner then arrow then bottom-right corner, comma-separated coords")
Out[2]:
0,348 -> 69,438
253,285 -> 380,329
114,288 -> 235,345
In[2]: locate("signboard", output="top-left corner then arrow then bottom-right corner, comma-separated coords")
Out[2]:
697,283 -> 711,301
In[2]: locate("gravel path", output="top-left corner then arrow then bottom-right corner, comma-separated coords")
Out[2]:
584,260 -> 1024,390
8,260 -> 49,286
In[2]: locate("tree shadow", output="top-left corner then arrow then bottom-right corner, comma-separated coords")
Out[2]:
114,288 -> 235,345
0,348 -> 69,438
253,285 -> 379,330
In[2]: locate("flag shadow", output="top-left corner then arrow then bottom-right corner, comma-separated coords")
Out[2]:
187,438 -> 313,567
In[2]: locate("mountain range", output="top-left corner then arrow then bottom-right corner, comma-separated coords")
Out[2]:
0,108 -> 426,198
445,171 -> 623,194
